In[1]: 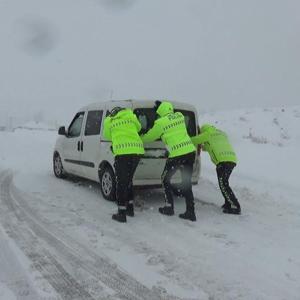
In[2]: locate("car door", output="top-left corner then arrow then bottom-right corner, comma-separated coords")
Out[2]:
80,109 -> 104,181
133,107 -> 168,180
62,111 -> 85,176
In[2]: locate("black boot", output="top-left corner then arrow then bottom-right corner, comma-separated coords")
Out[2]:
223,206 -> 241,215
179,211 -> 196,221
126,204 -> 134,217
221,202 -> 231,209
159,206 -> 174,216
112,210 -> 127,222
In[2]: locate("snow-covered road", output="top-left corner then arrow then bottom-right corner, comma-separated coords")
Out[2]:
1,169 -> 186,300
0,107 -> 300,299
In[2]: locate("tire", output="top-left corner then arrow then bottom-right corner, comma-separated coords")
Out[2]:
53,152 -> 67,178
99,166 -> 116,201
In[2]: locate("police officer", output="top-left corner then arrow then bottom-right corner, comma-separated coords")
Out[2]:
103,107 -> 145,222
192,124 -> 241,214
141,101 -> 197,221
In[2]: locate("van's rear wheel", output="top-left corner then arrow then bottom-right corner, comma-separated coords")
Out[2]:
99,166 -> 116,201
53,153 -> 66,178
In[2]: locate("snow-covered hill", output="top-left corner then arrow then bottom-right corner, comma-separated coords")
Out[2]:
0,106 -> 299,300
201,105 -> 300,146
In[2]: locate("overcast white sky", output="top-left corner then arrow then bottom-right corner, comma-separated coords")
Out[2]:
0,0 -> 299,124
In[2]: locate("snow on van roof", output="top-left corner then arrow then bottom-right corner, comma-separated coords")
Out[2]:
79,99 -> 197,112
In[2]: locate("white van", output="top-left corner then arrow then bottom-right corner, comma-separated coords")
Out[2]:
53,100 -> 201,200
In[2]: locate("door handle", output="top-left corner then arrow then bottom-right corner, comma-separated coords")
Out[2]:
81,141 -> 83,152
77,141 -> 80,151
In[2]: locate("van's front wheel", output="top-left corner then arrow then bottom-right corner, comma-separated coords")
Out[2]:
99,166 -> 116,201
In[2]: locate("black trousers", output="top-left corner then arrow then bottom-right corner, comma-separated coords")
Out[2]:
162,152 -> 196,212
114,154 -> 141,210
216,162 -> 240,209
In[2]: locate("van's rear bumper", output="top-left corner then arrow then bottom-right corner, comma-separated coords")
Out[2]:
133,178 -> 199,189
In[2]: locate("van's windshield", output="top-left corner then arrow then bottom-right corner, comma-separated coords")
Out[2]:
134,108 -> 196,137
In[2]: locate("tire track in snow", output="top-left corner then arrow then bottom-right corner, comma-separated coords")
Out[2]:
0,170 -> 185,300
0,170 -> 95,300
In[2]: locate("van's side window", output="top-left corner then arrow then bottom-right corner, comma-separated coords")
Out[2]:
68,112 -> 85,138
85,110 -> 103,136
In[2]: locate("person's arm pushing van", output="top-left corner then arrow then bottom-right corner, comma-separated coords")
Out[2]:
191,131 -> 210,149
140,121 -> 163,143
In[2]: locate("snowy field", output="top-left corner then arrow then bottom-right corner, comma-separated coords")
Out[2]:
0,106 -> 300,300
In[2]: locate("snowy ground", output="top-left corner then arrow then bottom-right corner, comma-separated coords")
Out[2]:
0,106 -> 300,300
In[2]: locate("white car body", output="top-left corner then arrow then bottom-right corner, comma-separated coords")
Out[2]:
53,99 -> 201,199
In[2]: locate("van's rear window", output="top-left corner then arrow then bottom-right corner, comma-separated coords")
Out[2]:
134,108 -> 196,136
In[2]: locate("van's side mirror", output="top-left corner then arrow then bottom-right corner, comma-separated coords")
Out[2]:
58,126 -> 66,135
